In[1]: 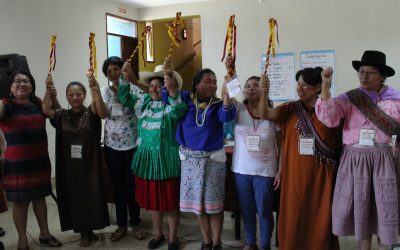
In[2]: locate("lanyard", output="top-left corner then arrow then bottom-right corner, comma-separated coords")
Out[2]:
195,98 -> 212,127
246,104 -> 261,132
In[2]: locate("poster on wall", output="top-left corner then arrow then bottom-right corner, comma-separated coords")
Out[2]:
300,50 -> 336,96
261,53 -> 296,101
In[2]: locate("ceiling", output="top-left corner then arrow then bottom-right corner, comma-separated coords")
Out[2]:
114,0 -> 214,8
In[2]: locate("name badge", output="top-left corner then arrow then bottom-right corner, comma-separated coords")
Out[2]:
299,137 -> 315,155
111,103 -> 123,116
71,145 -> 82,159
227,78 -> 241,98
359,129 -> 375,146
391,135 -> 398,147
247,135 -> 261,152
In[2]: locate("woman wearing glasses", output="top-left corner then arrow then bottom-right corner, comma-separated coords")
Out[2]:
316,50 -> 400,250
259,67 -> 341,250
0,71 -> 61,250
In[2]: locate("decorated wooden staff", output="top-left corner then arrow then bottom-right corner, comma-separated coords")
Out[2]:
89,32 -> 97,78
128,26 -> 152,67
221,15 -> 236,77
167,12 -> 182,60
48,34 -> 57,73
263,18 -> 279,75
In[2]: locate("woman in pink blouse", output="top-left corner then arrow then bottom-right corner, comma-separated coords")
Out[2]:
316,50 -> 400,250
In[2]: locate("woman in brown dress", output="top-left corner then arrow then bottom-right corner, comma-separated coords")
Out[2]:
259,67 -> 341,250
42,71 -> 109,247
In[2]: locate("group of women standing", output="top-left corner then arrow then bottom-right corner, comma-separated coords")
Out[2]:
0,49 -> 399,250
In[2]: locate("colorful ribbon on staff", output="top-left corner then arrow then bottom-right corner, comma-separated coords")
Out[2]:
48,34 -> 57,73
129,26 -> 152,67
263,18 -> 279,75
167,12 -> 182,60
221,15 -> 236,77
89,32 -> 97,78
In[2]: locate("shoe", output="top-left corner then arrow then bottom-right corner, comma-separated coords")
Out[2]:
201,242 -> 213,250
168,241 -> 179,250
148,235 -> 165,249
0,227 -> 4,237
0,241 -> 4,250
212,244 -> 222,250
110,227 -> 127,242
39,235 -> 62,247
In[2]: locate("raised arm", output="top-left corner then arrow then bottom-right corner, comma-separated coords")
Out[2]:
320,67 -> 333,101
42,74 -> 58,119
122,60 -> 149,92
87,70 -> 107,119
259,73 -> 280,121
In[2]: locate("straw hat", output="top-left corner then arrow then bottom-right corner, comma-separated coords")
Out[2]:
139,65 -> 183,90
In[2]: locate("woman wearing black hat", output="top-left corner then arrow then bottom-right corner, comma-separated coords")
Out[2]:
316,50 -> 400,249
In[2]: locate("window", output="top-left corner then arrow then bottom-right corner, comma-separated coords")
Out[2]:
106,14 -> 137,57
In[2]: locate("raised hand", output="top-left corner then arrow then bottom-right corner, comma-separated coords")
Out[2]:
122,60 -> 137,84
260,73 -> 270,94
321,67 -> 333,87
47,85 -> 57,98
225,55 -> 234,72
45,73 -> 54,89
163,57 -> 173,77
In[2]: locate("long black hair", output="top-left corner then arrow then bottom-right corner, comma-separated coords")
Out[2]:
9,70 -> 42,109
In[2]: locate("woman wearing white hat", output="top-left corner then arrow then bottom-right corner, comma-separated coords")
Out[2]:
118,60 -> 185,250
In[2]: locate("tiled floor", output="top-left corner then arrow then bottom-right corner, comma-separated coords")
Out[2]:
0,191 -> 380,249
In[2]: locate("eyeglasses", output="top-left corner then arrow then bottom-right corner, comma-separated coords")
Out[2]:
13,79 -> 31,85
357,70 -> 380,76
297,82 -> 314,89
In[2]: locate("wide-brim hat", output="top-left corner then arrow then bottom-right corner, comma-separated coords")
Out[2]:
352,50 -> 395,77
139,65 -> 183,90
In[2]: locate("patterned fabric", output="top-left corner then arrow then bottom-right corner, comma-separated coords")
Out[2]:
0,98 -> 51,202
162,89 -> 237,151
332,145 -> 398,246
294,100 -> 339,165
316,86 -> 400,145
101,84 -> 141,150
179,146 -> 226,215
394,147 -> 400,232
118,82 -> 186,180
346,88 -> 400,136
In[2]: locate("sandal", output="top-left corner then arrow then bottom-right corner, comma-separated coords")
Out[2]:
39,235 -> 62,247
201,242 -> 213,250
135,229 -> 147,240
110,227 -> 127,242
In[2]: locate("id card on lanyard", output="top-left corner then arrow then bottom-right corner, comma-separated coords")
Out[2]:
111,103 -> 123,116
71,145 -> 82,159
247,135 -> 261,152
359,128 -> 375,146
299,136 -> 315,155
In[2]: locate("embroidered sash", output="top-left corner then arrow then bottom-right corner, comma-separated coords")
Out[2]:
346,88 -> 400,136
294,100 -> 338,165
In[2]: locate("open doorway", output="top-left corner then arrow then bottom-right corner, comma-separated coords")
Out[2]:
138,16 -> 202,91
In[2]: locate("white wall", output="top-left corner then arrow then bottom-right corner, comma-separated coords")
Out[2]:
138,0 -> 400,94
0,0 -> 139,175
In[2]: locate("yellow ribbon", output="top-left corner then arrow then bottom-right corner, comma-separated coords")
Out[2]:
89,32 -> 97,78
167,12 -> 182,59
264,18 -> 279,74
48,34 -> 57,73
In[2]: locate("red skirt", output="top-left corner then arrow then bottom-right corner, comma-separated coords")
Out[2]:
135,176 -> 180,212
